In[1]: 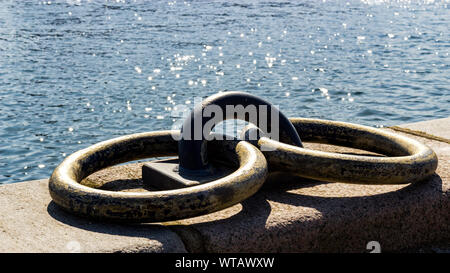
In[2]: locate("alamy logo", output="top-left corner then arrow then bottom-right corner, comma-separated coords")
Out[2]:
366,241 -> 381,253
66,240 -> 81,253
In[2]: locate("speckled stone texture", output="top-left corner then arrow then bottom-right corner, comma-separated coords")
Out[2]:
0,119 -> 448,252
0,179 -> 187,253
396,117 -> 450,141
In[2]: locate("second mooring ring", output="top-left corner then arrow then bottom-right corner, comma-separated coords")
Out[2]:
258,118 -> 438,184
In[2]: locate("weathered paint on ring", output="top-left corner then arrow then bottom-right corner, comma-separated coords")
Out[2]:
258,118 -> 438,184
48,130 -> 268,222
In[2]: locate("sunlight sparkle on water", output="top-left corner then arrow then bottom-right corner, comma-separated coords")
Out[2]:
2,0 -> 449,184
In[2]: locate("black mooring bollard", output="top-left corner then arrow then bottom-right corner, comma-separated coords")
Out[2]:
142,91 -> 303,190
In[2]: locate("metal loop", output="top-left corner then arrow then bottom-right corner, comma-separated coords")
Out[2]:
259,118 -> 438,184
48,131 -> 267,222
178,91 -> 303,171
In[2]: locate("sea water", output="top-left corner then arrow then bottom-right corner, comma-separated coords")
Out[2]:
0,0 -> 448,183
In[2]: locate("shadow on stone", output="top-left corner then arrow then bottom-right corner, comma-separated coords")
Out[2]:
46,168 -> 446,252
168,171 -> 446,252
46,201 -> 182,253
96,178 -> 158,192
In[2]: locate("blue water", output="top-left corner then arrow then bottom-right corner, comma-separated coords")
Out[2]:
0,0 -> 449,184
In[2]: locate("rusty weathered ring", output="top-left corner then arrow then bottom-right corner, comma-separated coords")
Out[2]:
258,118 -> 438,184
48,130 -> 267,222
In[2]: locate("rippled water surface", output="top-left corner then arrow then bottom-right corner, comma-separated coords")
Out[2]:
0,0 -> 449,183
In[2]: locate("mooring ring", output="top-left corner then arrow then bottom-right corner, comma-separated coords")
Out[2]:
258,118 -> 438,184
49,130 -> 267,222
178,91 -> 303,171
